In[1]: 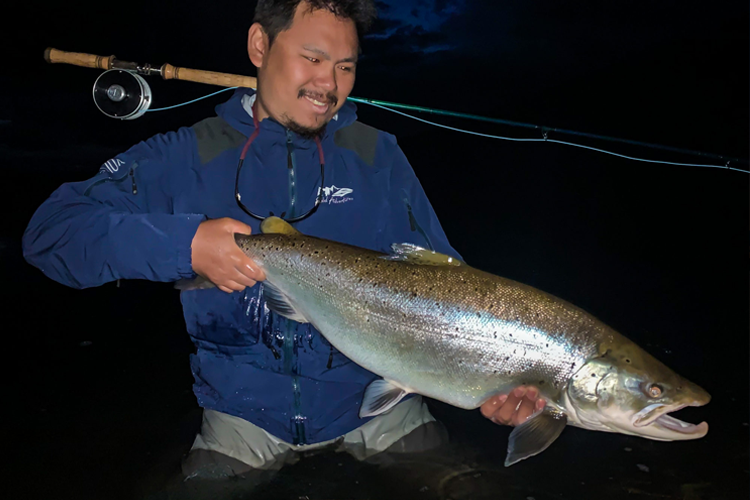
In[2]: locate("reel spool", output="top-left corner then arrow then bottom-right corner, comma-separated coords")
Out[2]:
92,69 -> 152,120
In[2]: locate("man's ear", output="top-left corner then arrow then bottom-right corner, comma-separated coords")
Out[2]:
248,22 -> 269,68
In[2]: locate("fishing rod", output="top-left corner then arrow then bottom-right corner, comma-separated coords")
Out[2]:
44,48 -> 748,170
44,48 -> 258,120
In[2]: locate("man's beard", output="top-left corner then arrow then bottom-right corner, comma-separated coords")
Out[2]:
281,115 -> 328,140
279,89 -> 338,139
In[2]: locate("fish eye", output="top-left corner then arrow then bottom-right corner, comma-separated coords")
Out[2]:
647,383 -> 663,398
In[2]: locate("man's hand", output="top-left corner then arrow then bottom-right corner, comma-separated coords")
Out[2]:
480,386 -> 546,426
191,218 -> 266,294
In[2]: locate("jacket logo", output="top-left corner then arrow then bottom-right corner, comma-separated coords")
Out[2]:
99,158 -> 126,175
318,185 -> 354,205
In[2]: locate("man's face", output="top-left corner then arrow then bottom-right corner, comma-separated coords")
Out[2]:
248,3 -> 359,136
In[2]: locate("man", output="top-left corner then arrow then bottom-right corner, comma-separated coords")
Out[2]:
23,0 -> 544,478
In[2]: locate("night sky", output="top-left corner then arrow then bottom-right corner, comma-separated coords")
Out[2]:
3,1 -> 749,499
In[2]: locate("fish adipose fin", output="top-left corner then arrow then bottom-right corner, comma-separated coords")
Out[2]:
260,216 -> 302,236
382,243 -> 463,267
262,282 -> 309,323
359,379 -> 411,418
505,407 -> 568,467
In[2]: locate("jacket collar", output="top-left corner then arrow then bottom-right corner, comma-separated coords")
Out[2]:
216,87 -> 358,145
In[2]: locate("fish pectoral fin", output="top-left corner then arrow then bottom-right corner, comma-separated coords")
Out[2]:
381,243 -> 463,267
261,282 -> 309,323
505,408 -> 568,467
359,379 -> 410,418
174,276 -> 216,290
260,216 -> 302,236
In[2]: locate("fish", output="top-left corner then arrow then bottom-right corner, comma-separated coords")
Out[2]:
177,217 -> 711,466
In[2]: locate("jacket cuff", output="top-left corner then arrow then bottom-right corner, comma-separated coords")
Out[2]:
175,214 -> 207,278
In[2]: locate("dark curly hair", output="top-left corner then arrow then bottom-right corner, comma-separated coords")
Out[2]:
253,0 -> 377,46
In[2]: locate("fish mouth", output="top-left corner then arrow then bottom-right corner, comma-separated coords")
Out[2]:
633,402 -> 708,437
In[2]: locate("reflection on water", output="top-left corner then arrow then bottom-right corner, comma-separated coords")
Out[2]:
136,415 -> 730,500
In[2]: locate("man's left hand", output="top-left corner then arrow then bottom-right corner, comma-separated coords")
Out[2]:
480,386 -> 546,426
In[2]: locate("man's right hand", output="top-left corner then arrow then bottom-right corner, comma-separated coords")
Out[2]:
190,218 -> 266,294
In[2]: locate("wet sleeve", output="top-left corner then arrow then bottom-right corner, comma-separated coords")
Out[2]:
377,136 -> 462,261
22,128 -> 207,289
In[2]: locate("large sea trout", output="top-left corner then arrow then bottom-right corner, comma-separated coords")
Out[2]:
179,217 -> 710,466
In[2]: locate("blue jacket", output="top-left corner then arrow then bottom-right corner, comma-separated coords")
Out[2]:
23,88 -> 460,445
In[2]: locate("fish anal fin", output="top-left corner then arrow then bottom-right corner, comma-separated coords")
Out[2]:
359,379 -> 411,418
260,216 -> 302,236
505,408 -> 568,467
381,243 -> 463,267
262,282 -> 309,323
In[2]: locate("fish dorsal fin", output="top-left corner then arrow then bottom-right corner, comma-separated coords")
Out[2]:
505,407 -> 568,467
262,282 -> 309,324
260,216 -> 302,236
359,379 -> 411,418
381,243 -> 463,266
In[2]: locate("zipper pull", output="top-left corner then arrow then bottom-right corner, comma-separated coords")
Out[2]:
130,168 -> 138,195
286,131 -> 295,169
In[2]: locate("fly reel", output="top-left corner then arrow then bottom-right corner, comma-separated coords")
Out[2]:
92,69 -> 152,120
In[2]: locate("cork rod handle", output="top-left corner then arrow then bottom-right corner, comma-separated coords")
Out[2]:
44,47 -> 115,69
161,63 -> 257,89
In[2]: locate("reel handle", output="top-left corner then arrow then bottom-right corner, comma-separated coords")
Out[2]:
44,47 -> 114,69
161,63 -> 256,89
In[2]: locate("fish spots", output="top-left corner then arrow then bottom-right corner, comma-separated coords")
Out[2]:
625,358 -> 631,364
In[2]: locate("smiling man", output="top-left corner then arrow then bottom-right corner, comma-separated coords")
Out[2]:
23,0 -> 543,481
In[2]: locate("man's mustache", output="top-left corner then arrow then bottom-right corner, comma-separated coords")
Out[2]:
298,89 -> 338,107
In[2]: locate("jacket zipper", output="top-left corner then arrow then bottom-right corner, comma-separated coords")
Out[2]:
402,192 -> 434,250
284,131 -> 305,444
286,131 -> 298,219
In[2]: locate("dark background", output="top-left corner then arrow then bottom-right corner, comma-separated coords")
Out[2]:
2,1 -> 748,499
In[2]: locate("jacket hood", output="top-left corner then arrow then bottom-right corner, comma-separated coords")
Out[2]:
216,87 -> 359,143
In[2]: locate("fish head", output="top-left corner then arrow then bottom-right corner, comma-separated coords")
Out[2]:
566,341 -> 710,441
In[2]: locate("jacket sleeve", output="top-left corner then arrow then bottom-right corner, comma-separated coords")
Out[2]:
22,128 -> 207,289
377,135 -> 462,261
